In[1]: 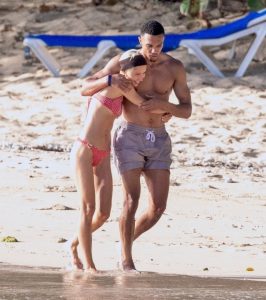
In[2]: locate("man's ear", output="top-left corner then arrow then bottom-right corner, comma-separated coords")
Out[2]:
138,36 -> 142,46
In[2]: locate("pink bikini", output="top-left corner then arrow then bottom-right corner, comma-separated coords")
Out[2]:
77,137 -> 109,167
93,93 -> 123,117
78,93 -> 123,167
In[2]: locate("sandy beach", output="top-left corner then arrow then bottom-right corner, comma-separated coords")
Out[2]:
0,0 -> 266,278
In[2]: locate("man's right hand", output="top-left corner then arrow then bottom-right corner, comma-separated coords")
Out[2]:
111,74 -> 132,93
161,113 -> 172,123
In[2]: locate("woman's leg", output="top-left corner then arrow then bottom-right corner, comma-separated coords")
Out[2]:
93,153 -> 113,230
70,152 -> 112,269
71,142 -> 96,271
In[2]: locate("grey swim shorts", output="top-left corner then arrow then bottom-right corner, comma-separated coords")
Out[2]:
113,121 -> 172,174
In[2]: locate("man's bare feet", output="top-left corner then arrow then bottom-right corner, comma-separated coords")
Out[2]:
121,260 -> 140,274
84,267 -> 98,274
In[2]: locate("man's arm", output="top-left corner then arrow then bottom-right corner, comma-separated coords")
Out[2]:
81,54 -> 131,96
121,89 -> 174,113
119,87 -> 145,106
140,61 -> 192,119
165,61 -> 192,118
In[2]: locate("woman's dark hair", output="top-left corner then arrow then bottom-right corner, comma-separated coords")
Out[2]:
119,51 -> 147,71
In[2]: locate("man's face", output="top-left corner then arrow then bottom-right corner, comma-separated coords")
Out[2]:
139,33 -> 164,63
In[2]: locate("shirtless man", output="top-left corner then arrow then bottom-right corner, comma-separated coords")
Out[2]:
75,20 -> 192,272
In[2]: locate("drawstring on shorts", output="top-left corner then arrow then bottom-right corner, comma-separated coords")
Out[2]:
145,130 -> 155,142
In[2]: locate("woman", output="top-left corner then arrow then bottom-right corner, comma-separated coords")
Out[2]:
70,50 -> 150,272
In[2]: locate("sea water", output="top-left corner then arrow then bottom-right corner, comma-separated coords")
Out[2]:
0,264 -> 265,300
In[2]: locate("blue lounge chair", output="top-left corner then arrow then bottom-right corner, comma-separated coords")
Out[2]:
23,8 -> 266,78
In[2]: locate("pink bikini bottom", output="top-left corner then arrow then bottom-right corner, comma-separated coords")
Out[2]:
77,137 -> 110,167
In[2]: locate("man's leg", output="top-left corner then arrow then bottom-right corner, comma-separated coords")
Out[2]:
70,155 -> 112,269
119,168 -> 142,271
134,169 -> 170,240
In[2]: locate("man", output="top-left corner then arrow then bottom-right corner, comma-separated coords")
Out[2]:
78,20 -> 192,272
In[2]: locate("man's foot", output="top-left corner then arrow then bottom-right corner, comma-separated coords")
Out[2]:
84,267 -> 99,274
121,260 -> 140,274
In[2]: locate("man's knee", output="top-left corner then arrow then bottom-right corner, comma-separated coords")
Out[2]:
151,202 -> 167,217
122,193 -> 139,216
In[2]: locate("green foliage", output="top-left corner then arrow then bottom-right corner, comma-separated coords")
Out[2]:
248,0 -> 266,10
180,0 -> 209,17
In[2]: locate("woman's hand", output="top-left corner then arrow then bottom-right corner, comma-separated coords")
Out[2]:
111,74 -> 132,93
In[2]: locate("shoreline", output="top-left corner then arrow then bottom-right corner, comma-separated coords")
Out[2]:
1,264 -> 266,300
1,262 -> 266,282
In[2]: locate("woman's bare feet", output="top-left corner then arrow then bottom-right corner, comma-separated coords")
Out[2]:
70,240 -> 83,270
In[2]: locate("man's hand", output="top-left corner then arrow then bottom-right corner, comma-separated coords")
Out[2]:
111,74 -> 132,93
140,99 -> 167,114
161,113 -> 172,123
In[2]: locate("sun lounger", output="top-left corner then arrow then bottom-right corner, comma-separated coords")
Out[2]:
166,8 -> 266,77
23,8 -> 266,78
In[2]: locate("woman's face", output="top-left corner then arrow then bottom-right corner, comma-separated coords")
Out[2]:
124,65 -> 147,86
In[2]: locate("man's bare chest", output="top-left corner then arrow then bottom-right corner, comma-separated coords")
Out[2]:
137,67 -> 174,95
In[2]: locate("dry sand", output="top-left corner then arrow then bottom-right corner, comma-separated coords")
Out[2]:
0,0 -> 265,277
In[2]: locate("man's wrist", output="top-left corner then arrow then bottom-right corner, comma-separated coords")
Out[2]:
107,74 -> 112,86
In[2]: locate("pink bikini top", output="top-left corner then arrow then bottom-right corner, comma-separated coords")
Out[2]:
93,93 -> 123,117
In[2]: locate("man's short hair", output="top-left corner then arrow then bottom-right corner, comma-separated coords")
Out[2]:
140,20 -> 165,36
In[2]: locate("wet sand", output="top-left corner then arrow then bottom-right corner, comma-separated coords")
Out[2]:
1,264 -> 266,300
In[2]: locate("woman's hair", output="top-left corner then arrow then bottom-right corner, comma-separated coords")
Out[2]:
119,49 -> 147,71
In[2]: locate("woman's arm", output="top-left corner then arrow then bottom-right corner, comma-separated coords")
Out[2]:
81,55 -> 131,96
120,86 -> 167,113
81,74 -> 109,96
120,87 -> 146,106
120,88 -> 167,114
